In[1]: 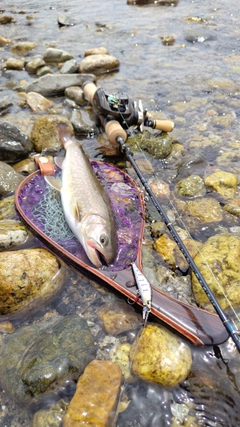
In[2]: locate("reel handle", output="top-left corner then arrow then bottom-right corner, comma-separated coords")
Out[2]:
82,81 -> 97,103
149,119 -> 174,133
105,120 -> 127,144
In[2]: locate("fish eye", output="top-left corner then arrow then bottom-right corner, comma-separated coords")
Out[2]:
100,234 -> 109,246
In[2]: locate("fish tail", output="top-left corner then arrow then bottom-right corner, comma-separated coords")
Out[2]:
57,122 -> 74,148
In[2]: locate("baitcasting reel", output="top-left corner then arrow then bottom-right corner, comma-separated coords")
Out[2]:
82,81 -> 174,134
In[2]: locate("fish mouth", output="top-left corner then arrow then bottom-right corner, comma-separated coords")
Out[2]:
85,239 -> 112,268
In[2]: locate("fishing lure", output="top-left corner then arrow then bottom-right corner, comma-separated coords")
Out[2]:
131,262 -> 152,326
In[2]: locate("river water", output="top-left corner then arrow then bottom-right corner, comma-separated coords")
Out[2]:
1,0 -> 240,426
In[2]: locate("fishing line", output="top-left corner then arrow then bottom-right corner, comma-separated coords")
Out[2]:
128,130 -> 240,325
114,103 -> 240,352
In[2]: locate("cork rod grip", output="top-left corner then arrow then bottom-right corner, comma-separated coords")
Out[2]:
83,81 -> 97,103
105,120 -> 127,144
153,119 -> 174,133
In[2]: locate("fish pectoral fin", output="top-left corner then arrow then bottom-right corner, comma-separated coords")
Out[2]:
73,202 -> 82,222
44,175 -> 62,192
54,156 -> 64,169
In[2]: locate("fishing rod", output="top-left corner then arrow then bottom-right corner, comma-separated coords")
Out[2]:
82,81 -> 240,353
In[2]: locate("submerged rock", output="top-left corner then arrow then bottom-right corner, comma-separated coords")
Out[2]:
192,233 -> 240,311
0,248 -> 65,319
130,324 -> 192,387
98,301 -> 142,336
63,360 -> 122,427
0,315 -> 96,407
204,170 -> 238,198
10,41 -> 37,56
176,175 -> 206,198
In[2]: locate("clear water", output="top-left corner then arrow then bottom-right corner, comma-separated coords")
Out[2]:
1,0 -> 240,425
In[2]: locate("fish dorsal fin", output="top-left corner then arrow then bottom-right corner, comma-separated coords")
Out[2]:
54,156 -> 64,169
73,202 -> 82,222
44,175 -> 62,192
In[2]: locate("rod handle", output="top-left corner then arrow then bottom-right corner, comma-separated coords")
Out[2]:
105,120 -> 127,144
152,119 -> 174,132
82,81 -> 97,103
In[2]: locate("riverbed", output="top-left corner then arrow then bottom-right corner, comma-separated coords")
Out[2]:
1,0 -> 240,426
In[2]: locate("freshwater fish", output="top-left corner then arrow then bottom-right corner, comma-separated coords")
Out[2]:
45,122 -> 116,268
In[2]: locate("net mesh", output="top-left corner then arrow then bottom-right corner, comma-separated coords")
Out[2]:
18,161 -> 144,271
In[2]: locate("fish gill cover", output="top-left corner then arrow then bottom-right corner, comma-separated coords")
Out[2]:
18,161 -> 144,271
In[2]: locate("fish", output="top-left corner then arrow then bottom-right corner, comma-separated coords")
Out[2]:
131,262 -> 152,325
45,122 -> 117,268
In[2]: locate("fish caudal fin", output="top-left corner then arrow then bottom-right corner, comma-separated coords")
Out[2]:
57,122 -> 75,148
44,175 -> 62,192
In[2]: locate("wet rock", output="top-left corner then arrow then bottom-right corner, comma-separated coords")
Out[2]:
130,324 -> 192,387
64,86 -> 85,105
0,315 -> 96,406
36,65 -> 52,77
43,47 -> 73,63
185,30 -> 217,43
0,15 -> 15,24
70,108 -> 97,135
63,360 -> 122,427
0,36 -> 13,46
78,54 -> 120,75
148,178 -> 170,199
128,130 -> 173,159
211,112 -> 236,127
60,59 -> 78,74
10,41 -> 37,56
0,219 -> 31,251
32,400 -> 68,427
31,115 -> 73,152
5,58 -> 24,70
0,161 -> 24,196
98,301 -> 142,335
25,57 -> 46,73
110,342 -> 134,382
84,46 -> 109,56
176,175 -> 206,197
0,321 -> 15,334
224,197 -> 240,218
161,35 -> 175,45
0,247 -> 64,318
57,13 -> 75,27
176,152 -> 207,179
186,197 -> 223,222
24,73 -> 95,96
0,195 -> 17,220
204,170 -> 238,198
0,121 -> 33,163
12,157 -> 38,174
26,92 -> 54,113
192,233 -> 240,311
0,99 -> 13,115
154,233 -> 202,272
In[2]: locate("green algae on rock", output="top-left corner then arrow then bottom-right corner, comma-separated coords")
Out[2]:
192,233 -> 240,312
127,129 -> 173,159
130,324 -> 192,387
